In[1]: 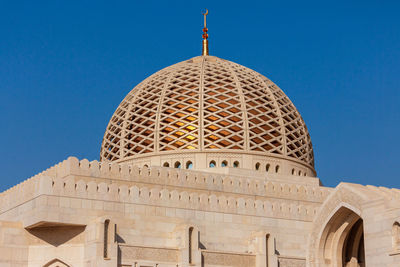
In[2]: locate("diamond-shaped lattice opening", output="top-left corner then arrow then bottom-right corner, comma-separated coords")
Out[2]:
231,63 -> 284,154
159,64 -> 201,151
101,70 -> 170,161
203,61 -> 245,150
267,80 -> 312,163
122,75 -> 167,157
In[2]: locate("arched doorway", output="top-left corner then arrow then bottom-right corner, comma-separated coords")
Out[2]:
318,207 -> 365,267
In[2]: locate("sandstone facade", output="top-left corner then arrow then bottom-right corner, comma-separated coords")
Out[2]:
0,157 -> 399,266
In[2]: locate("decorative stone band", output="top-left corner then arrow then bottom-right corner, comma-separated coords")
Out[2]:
119,244 -> 179,263
277,256 -> 306,267
201,250 -> 256,267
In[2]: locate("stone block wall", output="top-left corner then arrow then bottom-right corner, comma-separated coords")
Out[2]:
0,157 -> 332,266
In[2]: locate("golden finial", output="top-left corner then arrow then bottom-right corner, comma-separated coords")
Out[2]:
202,9 -> 209,56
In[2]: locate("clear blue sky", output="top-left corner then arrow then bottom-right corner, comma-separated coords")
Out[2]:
0,1 -> 399,191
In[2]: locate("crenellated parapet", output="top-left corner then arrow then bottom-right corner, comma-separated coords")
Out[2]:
18,157 -> 330,199
0,157 -> 334,221
1,175 -> 319,222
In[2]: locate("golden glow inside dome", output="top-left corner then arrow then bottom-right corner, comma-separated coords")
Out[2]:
100,55 -> 314,173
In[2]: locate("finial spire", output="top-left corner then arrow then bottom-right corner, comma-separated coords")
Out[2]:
202,9 -> 209,56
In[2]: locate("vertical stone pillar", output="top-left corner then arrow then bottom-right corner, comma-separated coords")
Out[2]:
252,231 -> 278,267
84,217 -> 117,267
178,225 -> 201,267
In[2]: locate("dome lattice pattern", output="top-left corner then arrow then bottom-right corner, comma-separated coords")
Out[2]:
101,56 -> 314,168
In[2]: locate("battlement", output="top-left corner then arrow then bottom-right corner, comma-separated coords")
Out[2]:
3,157 -> 398,224
0,174 -> 321,222
0,157 -> 335,221
2,157 -> 331,201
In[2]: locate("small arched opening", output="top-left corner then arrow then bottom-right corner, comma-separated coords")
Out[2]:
221,160 -> 228,167
104,219 -> 110,259
186,161 -> 193,169
392,221 -> 400,252
189,227 -> 194,264
275,165 -> 280,173
233,161 -> 239,168
174,161 -> 181,169
255,162 -> 260,171
265,234 -> 269,266
266,164 -> 270,173
163,162 -> 170,167
209,160 -> 216,168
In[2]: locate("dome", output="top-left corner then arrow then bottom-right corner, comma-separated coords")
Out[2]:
101,55 -> 315,176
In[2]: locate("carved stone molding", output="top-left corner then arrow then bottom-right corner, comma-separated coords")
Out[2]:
278,256 -> 306,267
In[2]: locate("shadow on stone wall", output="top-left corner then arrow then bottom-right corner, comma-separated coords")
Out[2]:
27,225 -> 85,247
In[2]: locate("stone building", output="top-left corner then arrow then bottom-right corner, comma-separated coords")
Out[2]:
1,15 -> 399,267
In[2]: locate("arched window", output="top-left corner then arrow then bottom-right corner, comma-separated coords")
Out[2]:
393,222 -> 400,252
255,162 -> 260,170
186,161 -> 193,169
266,164 -> 270,173
174,161 -> 181,169
209,160 -> 216,168
221,160 -> 228,167
143,164 -> 148,168
233,161 -> 239,168
298,170 -> 302,176
104,219 -> 110,259
275,165 -> 280,173
291,168 -> 295,175
163,162 -> 170,167
189,227 -> 194,264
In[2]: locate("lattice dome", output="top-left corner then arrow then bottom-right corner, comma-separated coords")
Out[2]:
101,56 -> 315,175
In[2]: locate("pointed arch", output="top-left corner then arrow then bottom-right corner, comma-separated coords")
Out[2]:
307,183 -> 372,267
43,258 -> 70,267
316,206 -> 365,266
